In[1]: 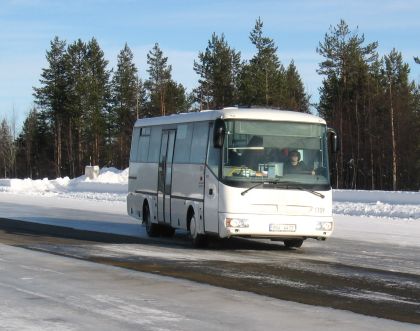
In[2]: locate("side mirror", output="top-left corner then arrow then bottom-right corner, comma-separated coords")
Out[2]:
213,118 -> 226,148
328,128 -> 339,153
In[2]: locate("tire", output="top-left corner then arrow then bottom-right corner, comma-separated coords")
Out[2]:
144,204 -> 160,237
189,213 -> 208,248
284,239 -> 304,248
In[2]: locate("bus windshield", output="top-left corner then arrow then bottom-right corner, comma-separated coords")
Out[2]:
222,120 -> 330,188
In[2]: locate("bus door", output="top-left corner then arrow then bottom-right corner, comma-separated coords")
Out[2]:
204,124 -> 219,233
157,129 -> 176,224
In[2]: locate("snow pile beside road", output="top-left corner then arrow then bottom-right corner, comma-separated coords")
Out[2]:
0,168 -> 418,220
333,190 -> 420,220
0,167 -> 128,201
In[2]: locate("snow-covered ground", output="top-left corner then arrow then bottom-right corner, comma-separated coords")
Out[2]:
0,167 -> 128,202
0,168 -> 419,248
0,167 -> 418,221
0,168 -> 419,330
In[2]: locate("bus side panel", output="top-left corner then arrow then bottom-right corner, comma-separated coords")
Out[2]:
170,198 -> 187,229
128,162 -> 141,193
204,169 -> 219,233
138,162 -> 158,192
171,163 -> 205,229
127,162 -> 141,219
127,162 -> 159,223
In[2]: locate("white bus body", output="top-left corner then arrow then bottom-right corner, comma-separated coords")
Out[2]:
127,108 -> 336,248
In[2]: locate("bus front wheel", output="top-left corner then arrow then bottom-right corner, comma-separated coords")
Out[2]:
189,213 -> 207,248
284,239 -> 304,248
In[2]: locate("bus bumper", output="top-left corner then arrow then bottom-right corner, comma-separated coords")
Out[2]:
218,213 -> 333,240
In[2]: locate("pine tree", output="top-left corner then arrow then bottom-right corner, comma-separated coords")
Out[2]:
18,109 -> 38,178
0,118 -> 14,178
317,20 -> 378,188
240,17 -> 284,107
109,43 -> 139,168
194,33 -> 241,109
33,36 -> 68,177
146,43 -> 172,116
84,38 -> 111,167
382,49 -> 417,190
284,61 -> 310,113
65,38 -> 88,177
164,80 -> 191,115
15,108 -> 54,179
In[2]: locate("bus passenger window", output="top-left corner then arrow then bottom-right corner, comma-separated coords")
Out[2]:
174,123 -> 193,163
129,127 -> 140,162
138,127 -> 151,162
147,126 -> 161,162
191,122 -> 208,164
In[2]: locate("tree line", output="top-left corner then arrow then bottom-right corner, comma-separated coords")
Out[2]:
0,19 -> 419,190
317,20 -> 419,190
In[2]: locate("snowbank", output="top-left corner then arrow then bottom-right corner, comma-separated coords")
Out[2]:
0,168 -> 418,220
333,190 -> 420,220
0,167 -> 128,201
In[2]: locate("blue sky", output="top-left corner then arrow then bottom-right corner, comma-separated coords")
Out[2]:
1,0 -> 419,132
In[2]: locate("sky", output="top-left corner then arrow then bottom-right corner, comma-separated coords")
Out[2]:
1,0 -> 419,132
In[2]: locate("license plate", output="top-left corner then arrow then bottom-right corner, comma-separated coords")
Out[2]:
269,224 -> 296,232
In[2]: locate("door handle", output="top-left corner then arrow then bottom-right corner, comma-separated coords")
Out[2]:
209,188 -> 214,195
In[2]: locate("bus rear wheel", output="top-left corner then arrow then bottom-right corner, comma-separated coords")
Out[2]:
189,213 -> 207,248
144,204 -> 159,237
284,239 -> 304,248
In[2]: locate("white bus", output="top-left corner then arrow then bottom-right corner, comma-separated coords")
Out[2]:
127,107 -> 338,248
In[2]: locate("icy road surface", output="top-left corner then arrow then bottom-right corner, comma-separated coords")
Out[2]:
2,243 -> 418,331
0,191 -> 419,327
0,168 -> 419,328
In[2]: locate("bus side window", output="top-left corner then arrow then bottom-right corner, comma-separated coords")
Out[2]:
174,123 -> 193,163
129,127 -> 140,162
191,122 -> 208,164
147,126 -> 161,162
138,127 -> 151,162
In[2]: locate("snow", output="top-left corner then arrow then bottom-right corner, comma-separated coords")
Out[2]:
333,190 -> 420,220
0,168 -> 419,329
0,168 -> 418,221
0,167 -> 418,248
0,167 -> 128,202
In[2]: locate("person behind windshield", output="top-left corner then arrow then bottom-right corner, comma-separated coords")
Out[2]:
284,150 -> 309,174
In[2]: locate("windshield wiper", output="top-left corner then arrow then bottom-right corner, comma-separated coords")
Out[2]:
240,180 -> 325,198
295,186 -> 325,199
240,181 -> 279,196
274,180 -> 325,199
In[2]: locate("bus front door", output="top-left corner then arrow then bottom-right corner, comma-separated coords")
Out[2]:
157,129 -> 176,225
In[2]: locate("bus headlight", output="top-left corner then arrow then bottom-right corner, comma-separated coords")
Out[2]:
317,222 -> 333,231
225,218 -> 249,228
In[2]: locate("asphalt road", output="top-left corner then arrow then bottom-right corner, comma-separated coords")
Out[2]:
0,218 -> 419,325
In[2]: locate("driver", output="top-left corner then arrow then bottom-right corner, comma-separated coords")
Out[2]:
284,150 -> 309,174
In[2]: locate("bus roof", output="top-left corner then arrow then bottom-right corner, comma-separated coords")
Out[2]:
134,107 -> 326,127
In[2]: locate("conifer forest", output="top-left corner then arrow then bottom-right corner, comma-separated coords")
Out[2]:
0,19 -> 419,191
